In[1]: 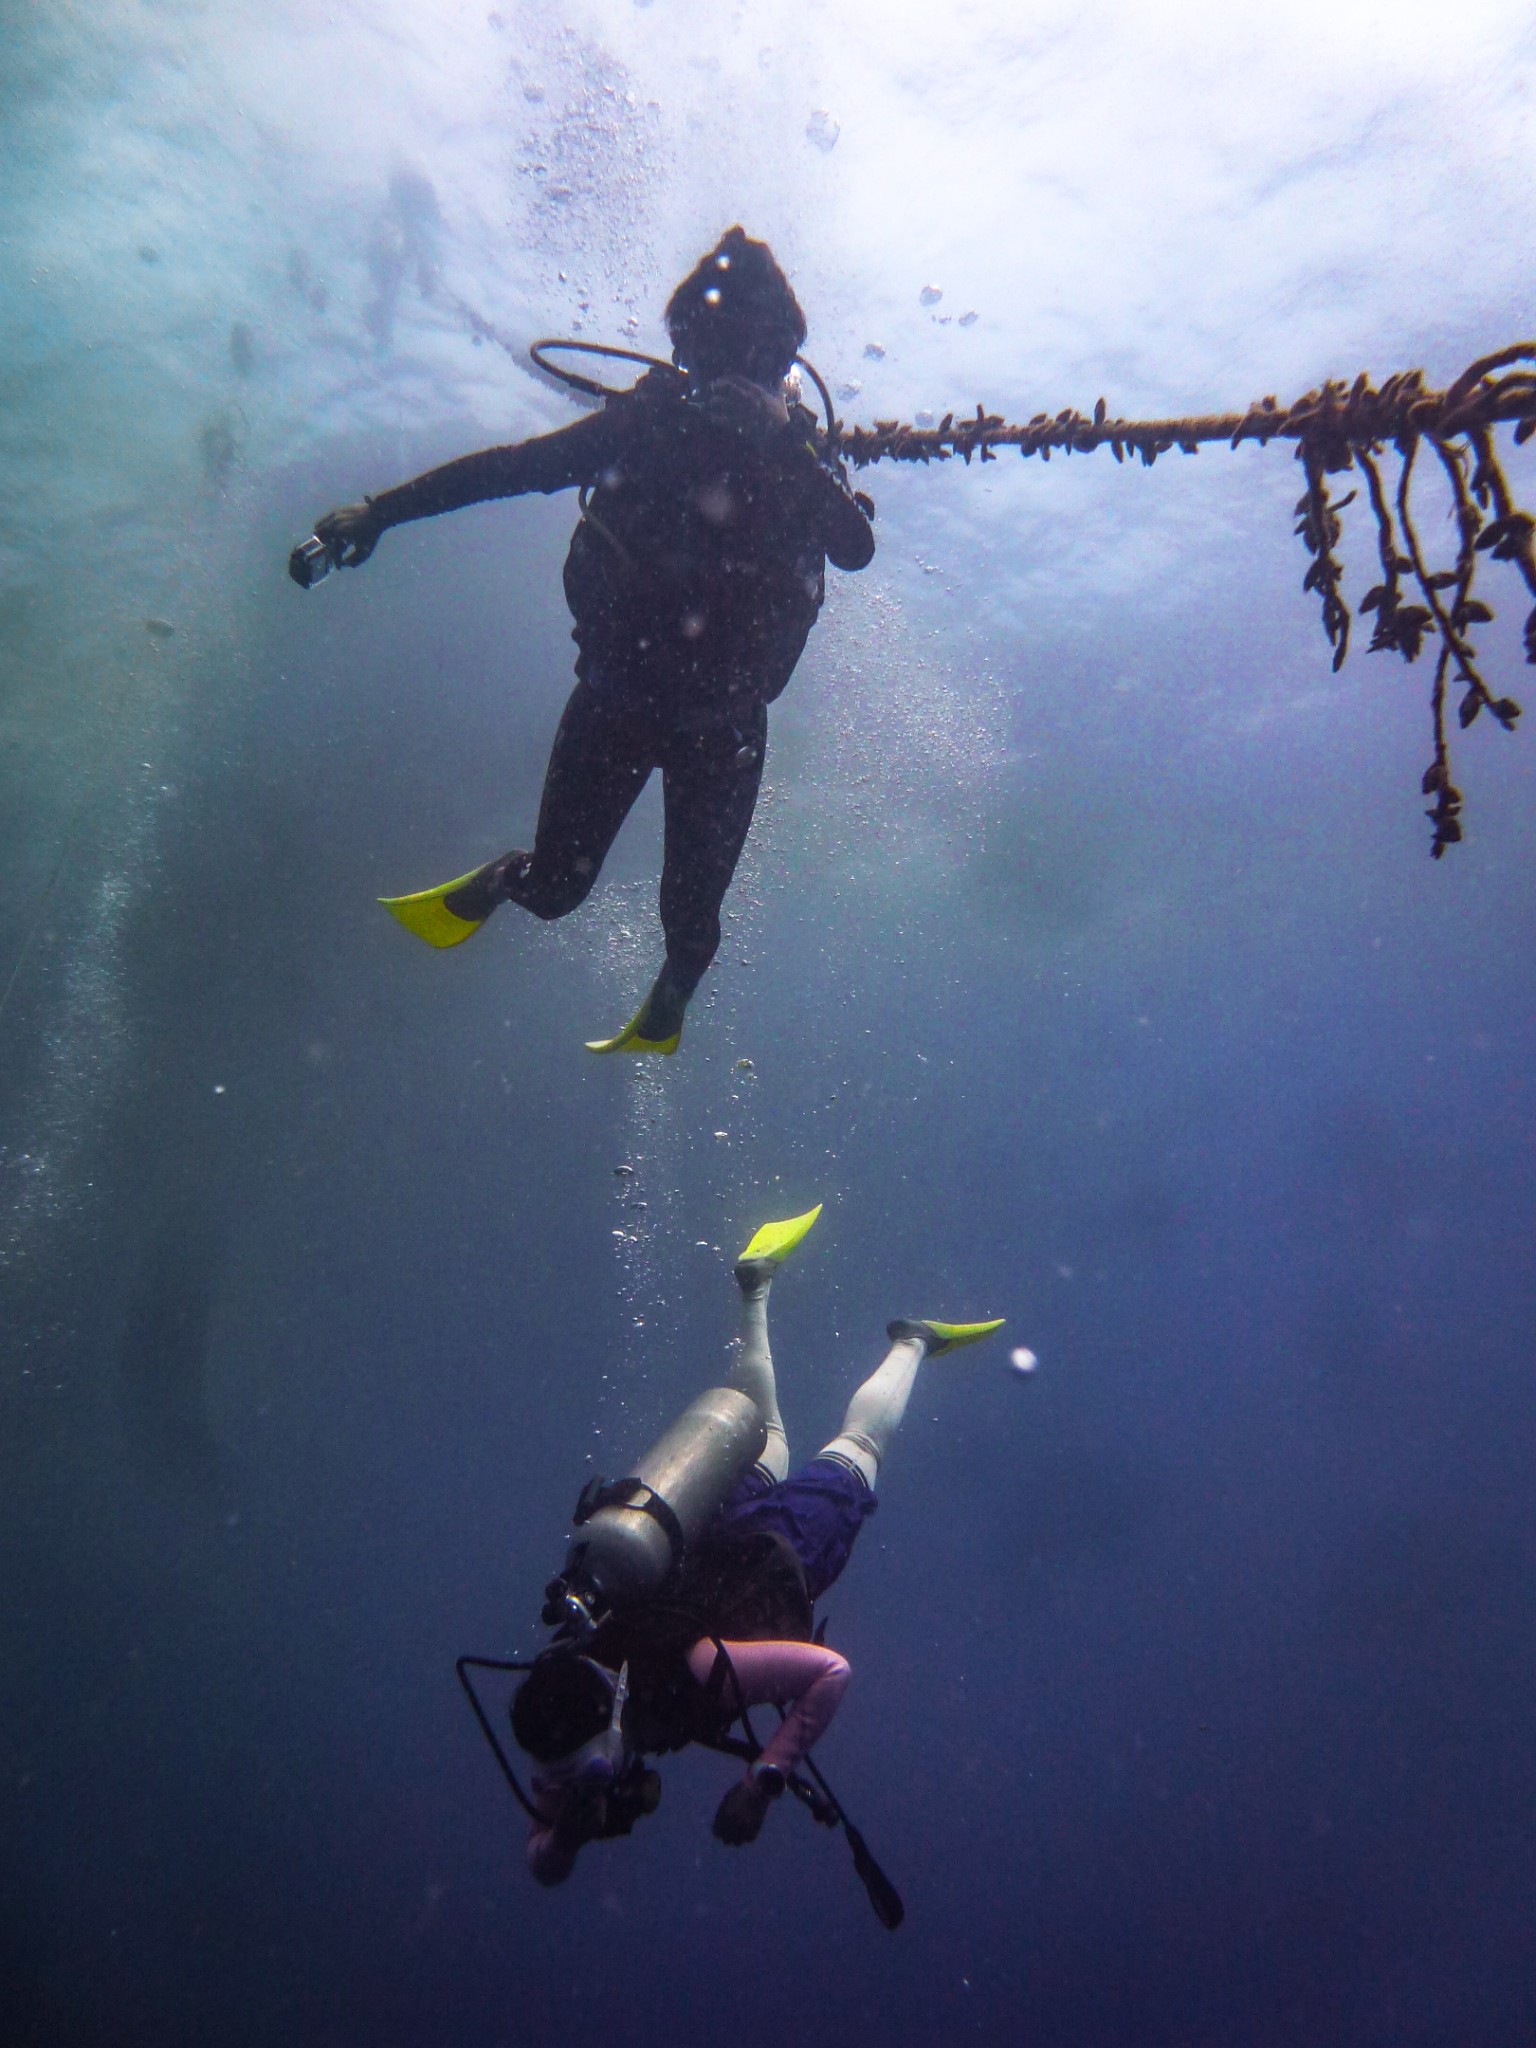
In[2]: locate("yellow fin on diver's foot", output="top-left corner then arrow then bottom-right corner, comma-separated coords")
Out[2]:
886,1316 -> 1005,1356
738,1204 -> 823,1269
380,868 -> 494,949
584,1009 -> 682,1056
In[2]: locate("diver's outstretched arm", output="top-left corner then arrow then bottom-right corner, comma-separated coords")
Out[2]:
311,411 -> 617,568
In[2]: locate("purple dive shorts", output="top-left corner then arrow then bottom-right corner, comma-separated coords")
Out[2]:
716,1457 -> 878,1603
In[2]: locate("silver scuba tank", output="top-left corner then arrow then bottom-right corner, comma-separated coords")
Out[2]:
547,1386 -> 766,1625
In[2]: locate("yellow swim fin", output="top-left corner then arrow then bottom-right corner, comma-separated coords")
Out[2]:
379,869 -> 491,949
738,1204 -> 823,1268
584,1007 -> 682,1057
888,1317 -> 1006,1356
587,961 -> 695,1057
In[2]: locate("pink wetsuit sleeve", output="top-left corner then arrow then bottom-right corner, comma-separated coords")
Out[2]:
687,1638 -> 851,1778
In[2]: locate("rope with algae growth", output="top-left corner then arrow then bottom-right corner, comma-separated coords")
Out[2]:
839,343 -> 1536,857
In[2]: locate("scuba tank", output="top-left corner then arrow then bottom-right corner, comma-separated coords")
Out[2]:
542,1387 -> 766,1634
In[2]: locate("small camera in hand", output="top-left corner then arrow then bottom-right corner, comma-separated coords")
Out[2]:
288,535 -> 335,589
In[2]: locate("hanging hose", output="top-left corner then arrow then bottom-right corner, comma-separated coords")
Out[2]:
456,1655 -> 540,1819
529,337 -> 680,399
704,1635 -> 906,1931
529,337 -> 839,439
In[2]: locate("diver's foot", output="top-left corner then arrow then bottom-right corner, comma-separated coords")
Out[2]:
443,852 -> 520,923
585,960 -> 694,1057
379,852 -> 520,950
734,1204 -> 823,1293
584,1003 -> 684,1057
886,1316 -> 1005,1357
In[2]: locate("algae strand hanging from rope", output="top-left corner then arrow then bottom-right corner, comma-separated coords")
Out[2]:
836,343 -> 1536,857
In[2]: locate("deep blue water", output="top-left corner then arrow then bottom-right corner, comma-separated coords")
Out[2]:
4,6 -> 1535,2044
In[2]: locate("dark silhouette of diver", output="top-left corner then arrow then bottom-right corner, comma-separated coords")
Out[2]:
467,1204 -> 1001,1915
304,228 -> 875,1054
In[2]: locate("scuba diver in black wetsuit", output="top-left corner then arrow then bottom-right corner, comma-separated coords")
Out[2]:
455,1204 -> 1003,1926
296,227 -> 875,1055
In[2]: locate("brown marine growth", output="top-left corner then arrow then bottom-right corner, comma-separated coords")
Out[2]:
842,344 -> 1536,855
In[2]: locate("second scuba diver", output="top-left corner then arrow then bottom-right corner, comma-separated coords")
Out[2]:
463,1205 -> 1002,1914
296,227 -> 875,1055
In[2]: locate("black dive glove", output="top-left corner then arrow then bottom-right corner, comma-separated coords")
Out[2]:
712,1766 -> 785,1847
313,498 -> 385,567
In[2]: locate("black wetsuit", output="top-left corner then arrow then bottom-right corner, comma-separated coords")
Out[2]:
370,371 -> 875,992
